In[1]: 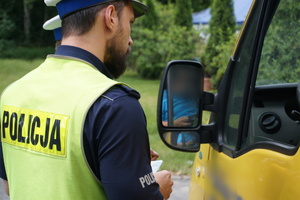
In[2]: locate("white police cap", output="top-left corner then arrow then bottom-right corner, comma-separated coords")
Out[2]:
43,15 -> 61,30
44,0 -> 61,6
43,15 -> 62,41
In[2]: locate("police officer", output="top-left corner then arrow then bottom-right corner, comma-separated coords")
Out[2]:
0,0 -> 173,199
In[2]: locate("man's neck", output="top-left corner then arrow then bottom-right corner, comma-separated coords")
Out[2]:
61,35 -> 106,62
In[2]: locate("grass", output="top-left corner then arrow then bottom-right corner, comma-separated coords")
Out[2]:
0,59 -> 45,89
0,59 -> 210,175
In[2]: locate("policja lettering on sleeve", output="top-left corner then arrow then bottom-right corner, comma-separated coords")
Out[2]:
139,172 -> 156,188
1,105 -> 69,157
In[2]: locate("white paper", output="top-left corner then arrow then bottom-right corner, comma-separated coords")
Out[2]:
151,160 -> 163,173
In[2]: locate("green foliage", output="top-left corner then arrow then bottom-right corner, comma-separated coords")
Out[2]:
191,0 -> 212,12
157,0 -> 211,12
0,10 -> 16,51
130,2 -> 197,79
174,0 -> 193,29
0,11 -> 15,39
156,0 -> 175,4
141,0 -> 158,29
0,0 -> 57,48
201,0 -> 236,78
0,47 -> 55,60
0,59 -> 44,91
256,0 -> 300,85
0,0 -> 57,57
210,34 -> 237,88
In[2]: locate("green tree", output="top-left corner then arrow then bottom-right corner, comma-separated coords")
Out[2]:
201,0 -> 235,77
0,10 -> 16,51
129,2 -> 197,79
174,0 -> 193,29
0,0 -> 57,48
141,0 -> 158,29
191,0 -> 211,12
157,0 -> 211,12
256,0 -> 300,85
23,0 -> 35,43
210,34 -> 237,88
156,0 -> 175,4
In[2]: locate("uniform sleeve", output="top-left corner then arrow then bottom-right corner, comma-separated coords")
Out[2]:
0,142 -> 7,180
84,93 -> 163,200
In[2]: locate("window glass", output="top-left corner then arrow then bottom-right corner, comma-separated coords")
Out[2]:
244,0 -> 300,149
222,1 -> 264,149
256,0 -> 300,85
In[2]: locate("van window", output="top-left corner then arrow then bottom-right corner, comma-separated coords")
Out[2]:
256,0 -> 300,85
244,0 -> 300,150
222,1 -> 264,150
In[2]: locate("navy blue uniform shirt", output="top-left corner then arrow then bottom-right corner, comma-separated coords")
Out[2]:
0,45 -> 163,200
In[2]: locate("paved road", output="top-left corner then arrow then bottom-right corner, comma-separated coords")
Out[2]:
0,176 -> 190,200
170,175 -> 190,200
0,180 -> 9,200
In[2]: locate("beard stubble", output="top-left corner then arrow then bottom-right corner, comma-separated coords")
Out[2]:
104,27 -> 131,79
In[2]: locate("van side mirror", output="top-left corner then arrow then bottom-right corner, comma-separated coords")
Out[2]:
157,60 -> 204,152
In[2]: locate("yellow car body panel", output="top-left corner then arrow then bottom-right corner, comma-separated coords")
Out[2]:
189,144 -> 300,200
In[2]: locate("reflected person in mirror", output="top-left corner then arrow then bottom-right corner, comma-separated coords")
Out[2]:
162,66 -> 199,147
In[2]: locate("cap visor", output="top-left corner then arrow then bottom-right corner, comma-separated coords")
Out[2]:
132,0 -> 148,18
43,15 -> 62,30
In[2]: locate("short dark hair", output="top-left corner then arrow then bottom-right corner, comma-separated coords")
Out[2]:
62,0 -> 129,37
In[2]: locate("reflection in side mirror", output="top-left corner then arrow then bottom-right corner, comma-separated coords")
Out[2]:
161,61 -> 203,128
163,132 -> 200,151
157,60 -> 204,152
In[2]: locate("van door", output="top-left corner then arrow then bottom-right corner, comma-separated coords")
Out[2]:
204,0 -> 300,199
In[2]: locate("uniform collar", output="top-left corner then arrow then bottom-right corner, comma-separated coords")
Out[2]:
55,45 -> 113,79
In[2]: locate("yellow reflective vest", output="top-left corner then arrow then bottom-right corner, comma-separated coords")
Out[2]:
0,55 -> 120,200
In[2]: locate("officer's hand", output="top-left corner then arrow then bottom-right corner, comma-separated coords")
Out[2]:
150,149 -> 159,161
154,170 -> 173,200
3,180 -> 9,195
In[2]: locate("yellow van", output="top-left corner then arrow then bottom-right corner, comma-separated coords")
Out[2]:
157,0 -> 300,199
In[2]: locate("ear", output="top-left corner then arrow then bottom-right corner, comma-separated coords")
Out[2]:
104,5 -> 119,32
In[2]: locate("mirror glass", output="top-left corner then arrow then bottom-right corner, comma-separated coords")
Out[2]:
161,63 -> 203,128
162,131 -> 200,151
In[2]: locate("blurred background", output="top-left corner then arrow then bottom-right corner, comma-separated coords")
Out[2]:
0,0 -> 251,176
